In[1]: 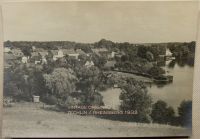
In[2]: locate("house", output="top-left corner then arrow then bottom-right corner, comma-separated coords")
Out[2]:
75,49 -> 86,55
51,50 -> 58,56
35,60 -> 41,64
11,48 -> 24,57
22,56 -> 28,63
41,57 -> 47,64
104,60 -> 116,69
92,48 -> 109,57
111,51 -> 116,58
62,49 -> 79,59
39,52 -> 48,58
31,52 -> 47,64
33,48 -> 48,58
31,52 -> 39,57
35,48 -> 46,52
115,52 -> 125,59
166,48 -> 173,57
32,46 -> 36,51
53,49 -> 64,61
4,53 -> 17,68
4,47 -> 11,53
85,60 -> 94,68
107,51 -> 116,59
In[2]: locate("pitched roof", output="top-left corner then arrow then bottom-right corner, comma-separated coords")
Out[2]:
35,48 -> 46,52
92,48 -> 108,52
31,52 -> 39,57
62,49 -> 77,55
51,50 -> 59,55
39,52 -> 48,57
104,60 -> 116,68
75,49 -> 86,55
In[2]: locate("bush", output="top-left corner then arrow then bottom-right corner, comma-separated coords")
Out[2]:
148,66 -> 165,76
88,93 -> 104,106
178,100 -> 192,127
43,95 -> 57,105
3,97 -> 13,107
151,100 -> 175,125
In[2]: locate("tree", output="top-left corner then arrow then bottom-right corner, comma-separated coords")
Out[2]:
27,70 -> 48,97
91,54 -> 107,69
188,41 -> 195,53
146,51 -> 154,62
121,55 -> 129,62
148,66 -> 165,77
151,100 -> 175,125
76,66 -> 104,106
46,50 -> 54,62
43,68 -> 78,102
119,79 -> 152,123
4,40 -> 13,48
78,54 -> 88,64
4,65 -> 32,101
137,45 -> 147,59
178,100 -> 192,127
4,82 -> 22,100
22,46 -> 32,57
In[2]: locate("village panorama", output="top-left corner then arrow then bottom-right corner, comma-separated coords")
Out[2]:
3,39 -> 195,137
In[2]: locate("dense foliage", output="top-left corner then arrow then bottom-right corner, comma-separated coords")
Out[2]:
151,100 -> 175,125
178,100 -> 192,127
119,79 -> 152,123
4,39 -> 194,126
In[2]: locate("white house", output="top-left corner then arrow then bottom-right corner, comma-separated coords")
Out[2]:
62,49 -> 79,59
53,50 -> 64,61
32,46 -> 36,51
42,57 -> 47,64
4,47 -> 11,53
166,48 -> 173,56
85,60 -> 94,68
68,53 -> 79,59
35,60 -> 40,64
11,48 -> 24,57
22,56 -> 28,63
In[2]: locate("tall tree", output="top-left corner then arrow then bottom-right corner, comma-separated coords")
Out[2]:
76,66 -> 104,106
178,100 -> 192,127
119,79 -> 152,123
43,68 -> 78,101
151,100 -> 175,125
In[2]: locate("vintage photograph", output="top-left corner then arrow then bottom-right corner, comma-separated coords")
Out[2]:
2,1 -> 198,138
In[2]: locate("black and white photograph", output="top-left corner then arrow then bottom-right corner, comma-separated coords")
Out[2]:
2,1 -> 198,138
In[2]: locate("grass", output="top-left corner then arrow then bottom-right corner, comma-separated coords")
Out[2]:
3,102 -> 191,138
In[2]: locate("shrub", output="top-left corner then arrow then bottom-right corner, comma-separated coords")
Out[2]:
148,66 -> 165,76
43,95 -> 57,105
151,100 -> 175,125
3,97 -> 13,107
178,100 -> 192,127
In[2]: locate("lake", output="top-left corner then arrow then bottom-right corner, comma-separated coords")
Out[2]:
100,59 -> 194,113
148,60 -> 194,112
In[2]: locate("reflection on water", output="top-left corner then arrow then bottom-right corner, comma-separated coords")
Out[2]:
168,60 -> 176,69
148,60 -> 194,113
168,59 -> 194,69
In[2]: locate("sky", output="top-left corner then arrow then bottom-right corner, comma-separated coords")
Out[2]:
1,1 -> 199,43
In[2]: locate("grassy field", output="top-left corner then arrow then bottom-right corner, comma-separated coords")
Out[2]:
3,102 -> 191,138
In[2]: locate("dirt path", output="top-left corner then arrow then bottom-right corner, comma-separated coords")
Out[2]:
3,102 -> 191,138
